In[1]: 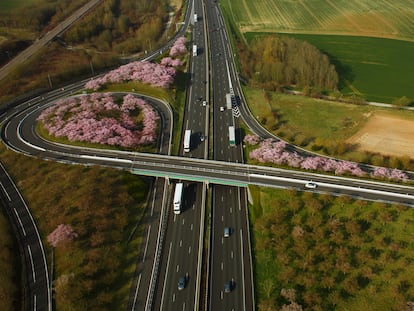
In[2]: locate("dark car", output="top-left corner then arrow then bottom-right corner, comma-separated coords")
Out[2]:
178,276 -> 186,290
224,280 -> 232,293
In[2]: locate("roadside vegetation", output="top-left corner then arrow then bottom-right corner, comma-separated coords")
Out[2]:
0,0 -> 181,104
34,36 -> 189,154
250,186 -> 414,311
243,87 -> 414,171
0,206 -> 20,311
0,142 -> 150,310
0,0 -> 88,33
237,36 -> 339,94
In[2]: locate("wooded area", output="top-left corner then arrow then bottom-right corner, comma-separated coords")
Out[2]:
64,0 -> 168,54
237,36 -> 339,93
0,0 -> 173,104
0,0 -> 88,31
251,187 -> 414,311
0,143 -> 150,310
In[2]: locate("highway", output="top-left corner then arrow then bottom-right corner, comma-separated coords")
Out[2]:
2,0 -> 414,310
153,0 -> 210,310
0,162 -> 51,311
205,0 -> 254,309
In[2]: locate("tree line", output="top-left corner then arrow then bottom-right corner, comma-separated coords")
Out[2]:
237,36 -> 339,93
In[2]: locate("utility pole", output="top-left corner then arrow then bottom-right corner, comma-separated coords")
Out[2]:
47,74 -> 53,88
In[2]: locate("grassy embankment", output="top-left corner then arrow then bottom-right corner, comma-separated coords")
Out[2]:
0,142 -> 151,310
250,186 -> 414,310
243,87 -> 414,170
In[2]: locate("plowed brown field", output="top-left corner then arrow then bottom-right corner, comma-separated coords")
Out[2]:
347,114 -> 414,157
227,0 -> 414,41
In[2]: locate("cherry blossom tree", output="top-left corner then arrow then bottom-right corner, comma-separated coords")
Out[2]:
169,36 -> 187,57
248,138 -> 371,177
85,61 -> 176,90
160,57 -> 183,67
244,134 -> 262,145
38,93 -> 159,148
371,167 -> 408,181
47,224 -> 78,247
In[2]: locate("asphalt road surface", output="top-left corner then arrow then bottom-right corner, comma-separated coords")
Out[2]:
0,162 -> 51,311
205,0 -> 255,309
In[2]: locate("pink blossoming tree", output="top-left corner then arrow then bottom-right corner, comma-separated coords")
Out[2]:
169,36 -> 187,57
85,61 -> 176,90
245,137 -> 407,181
38,93 -> 159,148
47,224 -> 78,248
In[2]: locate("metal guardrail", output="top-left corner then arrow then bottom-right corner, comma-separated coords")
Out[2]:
145,179 -> 171,311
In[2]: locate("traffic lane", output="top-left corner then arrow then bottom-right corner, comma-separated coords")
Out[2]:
0,163 -> 50,311
238,187 -> 255,311
127,177 -> 165,311
154,182 -> 203,311
210,185 -> 243,311
187,52 -> 208,157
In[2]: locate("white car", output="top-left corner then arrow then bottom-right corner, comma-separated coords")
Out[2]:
202,100 -> 207,106
305,182 -> 317,189
220,106 -> 224,112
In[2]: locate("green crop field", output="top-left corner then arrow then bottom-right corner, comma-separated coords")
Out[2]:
283,34 -> 414,103
222,0 -> 414,103
222,0 -> 414,41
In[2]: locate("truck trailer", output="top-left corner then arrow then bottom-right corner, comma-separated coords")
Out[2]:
184,129 -> 191,152
225,93 -> 233,109
192,45 -> 197,56
173,183 -> 183,214
228,126 -> 235,147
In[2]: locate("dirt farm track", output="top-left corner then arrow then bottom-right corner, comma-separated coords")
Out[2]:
347,114 -> 414,158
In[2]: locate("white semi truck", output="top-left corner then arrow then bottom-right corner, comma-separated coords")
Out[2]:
173,183 -> 183,214
229,126 -> 235,147
226,93 -> 233,109
184,129 -> 191,152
